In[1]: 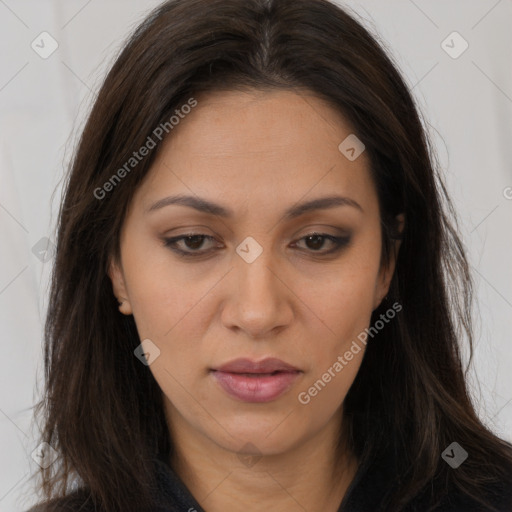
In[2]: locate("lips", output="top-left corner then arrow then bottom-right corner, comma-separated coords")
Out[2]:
213,357 -> 300,374
211,357 -> 302,403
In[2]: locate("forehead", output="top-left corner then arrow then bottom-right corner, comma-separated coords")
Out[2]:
135,89 -> 377,218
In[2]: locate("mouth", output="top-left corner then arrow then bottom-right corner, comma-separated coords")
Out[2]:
226,371 -> 288,377
210,358 -> 302,403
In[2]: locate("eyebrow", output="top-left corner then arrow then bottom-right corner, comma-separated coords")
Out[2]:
146,194 -> 363,219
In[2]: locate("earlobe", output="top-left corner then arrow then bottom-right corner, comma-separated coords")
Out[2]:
373,213 -> 405,310
373,264 -> 395,311
108,257 -> 133,315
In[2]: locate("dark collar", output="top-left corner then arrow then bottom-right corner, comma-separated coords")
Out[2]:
151,451 -> 370,512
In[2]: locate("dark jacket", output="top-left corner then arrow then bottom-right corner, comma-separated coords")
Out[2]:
27,450 -> 512,511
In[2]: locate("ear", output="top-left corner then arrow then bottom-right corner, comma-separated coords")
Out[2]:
108,256 -> 133,315
372,213 -> 404,310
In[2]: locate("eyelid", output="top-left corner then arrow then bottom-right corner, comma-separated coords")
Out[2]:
162,234 -> 219,255
162,231 -> 351,258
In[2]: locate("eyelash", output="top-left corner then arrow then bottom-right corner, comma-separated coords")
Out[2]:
162,233 -> 351,258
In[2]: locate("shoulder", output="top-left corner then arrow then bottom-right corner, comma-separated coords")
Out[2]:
344,452 -> 512,512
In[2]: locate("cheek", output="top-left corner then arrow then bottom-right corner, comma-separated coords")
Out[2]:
297,351 -> 363,416
121,240 -> 218,391
311,247 -> 382,349
295,266 -> 376,415
121,236 -> 203,336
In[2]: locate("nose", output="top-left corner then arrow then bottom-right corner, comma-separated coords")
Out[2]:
220,246 -> 294,339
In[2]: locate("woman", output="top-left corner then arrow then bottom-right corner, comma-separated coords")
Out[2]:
28,0 -> 512,510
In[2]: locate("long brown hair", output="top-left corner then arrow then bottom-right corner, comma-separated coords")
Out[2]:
29,0 -> 512,510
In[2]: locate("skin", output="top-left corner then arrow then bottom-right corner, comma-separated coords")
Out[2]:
109,89 -> 402,512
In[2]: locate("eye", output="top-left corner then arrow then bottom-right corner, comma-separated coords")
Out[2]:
163,232 -> 350,258
163,234 -> 218,256
292,233 -> 351,254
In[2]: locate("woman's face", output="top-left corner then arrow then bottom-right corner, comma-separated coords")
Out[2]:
109,89 -> 399,459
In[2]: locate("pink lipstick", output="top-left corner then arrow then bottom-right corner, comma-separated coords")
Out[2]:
211,357 -> 302,403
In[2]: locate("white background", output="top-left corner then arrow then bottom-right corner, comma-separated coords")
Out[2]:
1,1 -> 511,510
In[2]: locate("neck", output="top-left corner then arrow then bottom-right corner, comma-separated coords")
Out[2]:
166,409 -> 359,512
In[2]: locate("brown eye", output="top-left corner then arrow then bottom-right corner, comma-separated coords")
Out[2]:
181,235 -> 208,250
303,234 -> 329,251
163,234 -> 218,256
294,233 -> 351,254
